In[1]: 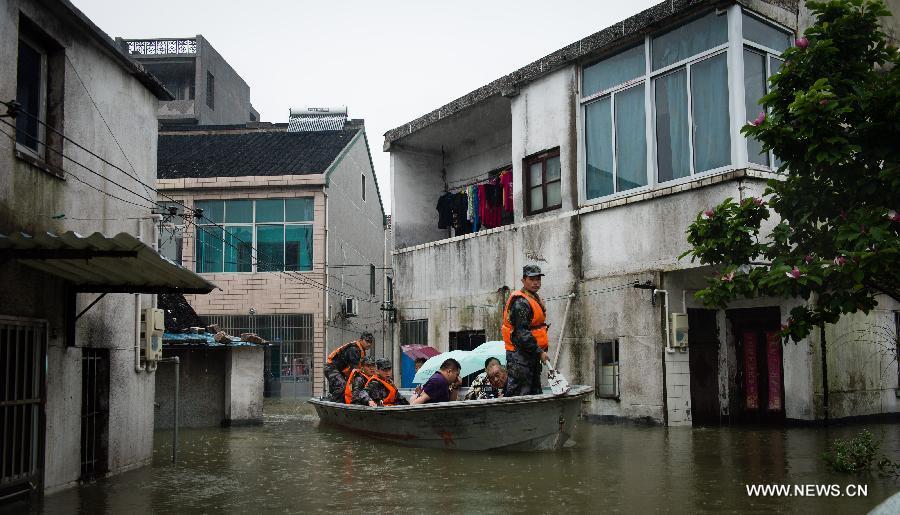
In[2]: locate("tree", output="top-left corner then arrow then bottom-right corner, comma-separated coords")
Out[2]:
681,0 -> 899,342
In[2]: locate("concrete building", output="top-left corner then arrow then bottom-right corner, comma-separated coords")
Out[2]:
117,35 -> 259,126
156,111 -> 388,399
385,0 -> 899,426
0,0 -> 213,502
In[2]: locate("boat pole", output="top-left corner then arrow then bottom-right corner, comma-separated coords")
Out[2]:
552,293 -> 576,370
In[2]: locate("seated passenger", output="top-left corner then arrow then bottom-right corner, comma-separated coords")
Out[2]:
410,358 -> 461,405
465,357 -> 503,400
346,356 -> 376,406
486,362 -> 509,395
364,358 -> 409,406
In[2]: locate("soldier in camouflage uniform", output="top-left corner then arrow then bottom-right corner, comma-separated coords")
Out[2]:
323,332 -> 373,402
347,357 -> 377,406
364,358 -> 409,406
501,265 -> 550,396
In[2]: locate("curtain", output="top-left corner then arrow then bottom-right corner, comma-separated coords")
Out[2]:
615,84 -> 647,191
691,53 -> 731,173
655,70 -> 690,182
585,97 -> 613,198
744,49 -> 769,166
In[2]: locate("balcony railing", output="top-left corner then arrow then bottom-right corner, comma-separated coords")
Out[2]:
125,38 -> 197,56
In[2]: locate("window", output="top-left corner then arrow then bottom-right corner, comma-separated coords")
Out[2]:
361,173 -> 366,201
206,71 -> 215,109
158,202 -> 184,265
369,264 -> 376,296
400,319 -> 428,346
16,35 -> 46,156
595,340 -> 620,399
386,276 -> 393,304
194,198 -> 313,273
581,7 -> 791,202
15,19 -> 64,172
524,148 -> 561,215
742,13 -> 790,169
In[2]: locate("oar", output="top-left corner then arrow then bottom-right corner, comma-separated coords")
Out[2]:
545,293 -> 574,395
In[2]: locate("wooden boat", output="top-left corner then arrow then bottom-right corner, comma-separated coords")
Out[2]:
308,385 -> 593,451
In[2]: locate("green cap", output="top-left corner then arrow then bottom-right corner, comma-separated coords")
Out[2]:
523,264 -> 544,277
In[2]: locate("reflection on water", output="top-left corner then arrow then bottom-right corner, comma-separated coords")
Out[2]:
13,400 -> 900,514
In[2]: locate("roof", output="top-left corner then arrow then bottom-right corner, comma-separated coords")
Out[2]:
0,231 -> 216,294
158,129 -> 359,179
55,0 -> 172,100
383,0 -> 797,148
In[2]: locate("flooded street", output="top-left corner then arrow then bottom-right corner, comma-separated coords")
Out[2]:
18,400 -> 900,514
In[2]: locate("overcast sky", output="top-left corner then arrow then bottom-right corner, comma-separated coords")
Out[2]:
74,0 -> 659,214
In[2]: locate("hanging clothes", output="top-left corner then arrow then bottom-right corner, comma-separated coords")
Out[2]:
471,184 -> 480,232
436,192 -> 454,229
485,178 -> 503,228
466,185 -> 475,222
452,191 -> 471,235
501,170 -> 513,213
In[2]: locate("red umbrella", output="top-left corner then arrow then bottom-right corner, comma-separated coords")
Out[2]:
401,344 -> 440,360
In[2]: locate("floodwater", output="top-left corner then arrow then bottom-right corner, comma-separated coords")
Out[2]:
16,400 -> 900,514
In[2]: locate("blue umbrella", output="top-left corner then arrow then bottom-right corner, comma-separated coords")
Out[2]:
412,341 -> 506,384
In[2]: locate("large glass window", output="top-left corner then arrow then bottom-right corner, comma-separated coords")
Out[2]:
584,84 -> 647,199
585,97 -> 614,198
742,12 -> 791,53
652,11 -> 727,70
195,198 -> 314,273
655,69 -> 690,182
743,13 -> 790,170
583,45 -> 645,96
691,53 -> 731,173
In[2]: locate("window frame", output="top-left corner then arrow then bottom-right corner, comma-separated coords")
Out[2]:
577,6 -> 795,206
194,198 -> 315,274
523,147 -> 562,216
15,32 -> 48,161
206,71 -> 215,110
595,339 -> 620,400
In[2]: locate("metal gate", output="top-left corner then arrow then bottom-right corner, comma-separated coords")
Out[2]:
80,348 -> 109,480
0,317 -> 46,501
202,314 -> 315,399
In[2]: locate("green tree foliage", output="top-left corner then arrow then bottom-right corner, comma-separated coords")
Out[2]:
682,0 -> 900,341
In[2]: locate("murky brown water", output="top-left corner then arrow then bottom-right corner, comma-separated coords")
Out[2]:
11,400 -> 900,514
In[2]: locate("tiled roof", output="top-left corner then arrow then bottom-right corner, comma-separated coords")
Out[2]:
158,129 -> 358,179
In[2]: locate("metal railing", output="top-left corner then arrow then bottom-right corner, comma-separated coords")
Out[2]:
125,38 -> 197,56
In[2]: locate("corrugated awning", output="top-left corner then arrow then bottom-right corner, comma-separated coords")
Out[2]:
0,231 -> 216,294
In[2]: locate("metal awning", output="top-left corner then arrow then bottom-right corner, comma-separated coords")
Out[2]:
0,231 -> 216,294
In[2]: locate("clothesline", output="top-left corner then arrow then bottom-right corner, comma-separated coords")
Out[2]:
446,165 -> 512,192
436,170 -> 514,235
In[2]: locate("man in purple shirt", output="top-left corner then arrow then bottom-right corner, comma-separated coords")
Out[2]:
410,358 -> 461,404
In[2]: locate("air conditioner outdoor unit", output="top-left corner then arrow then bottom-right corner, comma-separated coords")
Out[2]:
344,298 -> 358,317
142,307 -> 165,361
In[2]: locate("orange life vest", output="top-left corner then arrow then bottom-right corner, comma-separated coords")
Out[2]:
326,341 -> 366,376
501,290 -> 549,352
365,375 -> 399,406
344,368 -> 371,404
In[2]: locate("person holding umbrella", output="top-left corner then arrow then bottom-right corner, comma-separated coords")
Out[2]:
501,265 -> 550,396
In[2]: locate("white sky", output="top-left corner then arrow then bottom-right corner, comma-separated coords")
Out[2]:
73,0 -> 660,214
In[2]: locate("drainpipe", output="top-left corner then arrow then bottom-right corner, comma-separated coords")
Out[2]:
147,214 -> 163,373
322,185 -> 329,396
135,218 -> 146,372
654,289 -> 674,353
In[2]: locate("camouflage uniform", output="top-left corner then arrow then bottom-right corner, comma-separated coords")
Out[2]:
323,342 -> 364,402
348,372 -> 374,405
365,378 -> 410,406
504,295 -> 544,396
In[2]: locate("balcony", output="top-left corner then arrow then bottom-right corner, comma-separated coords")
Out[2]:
125,38 -> 197,57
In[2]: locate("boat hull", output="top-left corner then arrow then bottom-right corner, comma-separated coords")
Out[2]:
309,385 -> 593,451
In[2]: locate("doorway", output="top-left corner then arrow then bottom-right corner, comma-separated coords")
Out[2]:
688,309 -> 720,425
727,307 -> 785,424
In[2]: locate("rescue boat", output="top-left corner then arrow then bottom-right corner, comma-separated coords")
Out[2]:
308,385 -> 593,451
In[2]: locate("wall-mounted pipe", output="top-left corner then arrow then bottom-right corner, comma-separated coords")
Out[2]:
135,218 -> 146,372
654,289 -> 674,353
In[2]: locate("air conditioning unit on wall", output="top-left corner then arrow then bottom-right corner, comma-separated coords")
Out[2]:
142,307 -> 164,361
344,298 -> 358,317
670,313 -> 689,350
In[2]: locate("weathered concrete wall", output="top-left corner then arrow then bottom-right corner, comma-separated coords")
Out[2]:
155,348 -> 226,429
324,131 -> 388,362
194,36 -> 252,125
390,150 -> 444,249
224,346 -> 264,425
0,0 -> 162,492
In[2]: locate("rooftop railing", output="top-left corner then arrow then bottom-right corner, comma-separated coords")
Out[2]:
124,38 -> 197,56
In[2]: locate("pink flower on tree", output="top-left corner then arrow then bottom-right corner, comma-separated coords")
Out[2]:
795,37 -> 809,48
749,112 -> 766,126
833,256 -> 847,266
804,254 -> 814,264
786,266 -> 802,279
702,209 -> 714,219
888,210 -> 900,222
721,271 -> 735,282
819,99 -> 829,106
